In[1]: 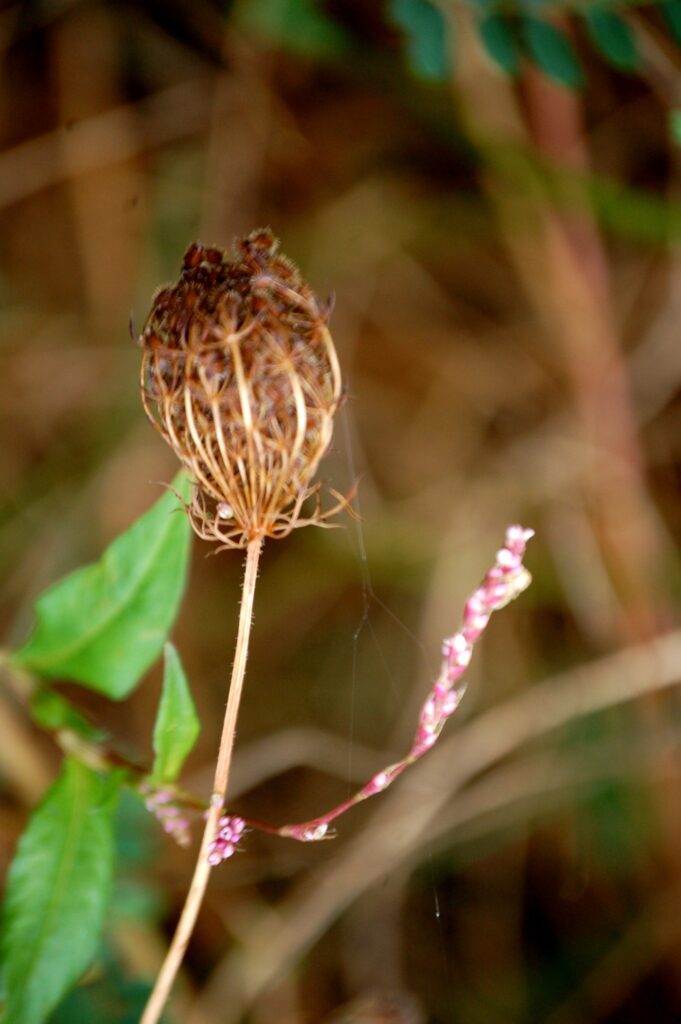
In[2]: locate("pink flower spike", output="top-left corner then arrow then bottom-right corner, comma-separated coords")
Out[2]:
363,772 -> 389,796
413,729 -> 437,755
452,645 -> 472,668
505,525 -> 534,552
484,582 -> 511,607
469,611 -> 491,631
142,785 -> 193,848
464,594 -> 484,618
441,691 -> 459,717
205,814 -> 246,866
446,663 -> 466,684
266,526 -> 533,847
302,824 -> 328,841
495,547 -> 519,570
462,621 -> 486,643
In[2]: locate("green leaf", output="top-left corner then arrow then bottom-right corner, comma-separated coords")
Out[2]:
670,109 -> 681,148
390,0 -> 451,82
235,0 -> 352,59
152,643 -> 200,783
586,172 -> 681,243
523,17 -> 584,88
662,0 -> 681,47
478,13 -> 519,76
0,759 -> 121,1024
584,8 -> 638,71
30,688 -> 105,742
13,474 -> 192,699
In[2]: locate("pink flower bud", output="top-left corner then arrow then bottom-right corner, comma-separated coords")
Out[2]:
441,691 -> 459,717
363,772 -> 389,796
205,815 -> 246,865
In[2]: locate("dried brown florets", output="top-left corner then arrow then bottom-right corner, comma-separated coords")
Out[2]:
140,229 -> 343,549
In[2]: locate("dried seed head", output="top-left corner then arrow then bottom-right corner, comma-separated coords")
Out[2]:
140,229 -> 343,549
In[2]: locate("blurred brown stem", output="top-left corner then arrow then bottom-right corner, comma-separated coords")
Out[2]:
0,658 -> 54,804
454,4 -> 666,641
141,537 -> 262,1024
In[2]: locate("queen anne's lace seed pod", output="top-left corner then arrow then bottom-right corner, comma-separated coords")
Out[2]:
140,229 -> 342,549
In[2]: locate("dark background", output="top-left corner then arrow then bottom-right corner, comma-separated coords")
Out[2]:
2,1 -> 681,1021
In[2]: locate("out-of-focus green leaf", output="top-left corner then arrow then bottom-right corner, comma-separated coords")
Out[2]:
111,790 -> 166,923
479,13 -> 519,76
585,173 -> 681,243
110,879 -> 165,924
390,0 -> 451,82
662,0 -> 681,46
0,759 -> 121,1024
151,643 -> 200,783
235,0 -> 352,59
482,133 -> 681,245
13,474 -> 192,699
670,109 -> 681,148
30,688 -> 105,741
584,8 -> 638,71
523,17 -> 584,88
47,941 -> 152,1024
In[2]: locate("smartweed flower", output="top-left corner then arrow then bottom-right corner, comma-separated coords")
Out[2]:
140,229 -> 342,549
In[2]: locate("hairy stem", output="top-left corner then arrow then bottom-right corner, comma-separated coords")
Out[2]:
141,536 -> 263,1024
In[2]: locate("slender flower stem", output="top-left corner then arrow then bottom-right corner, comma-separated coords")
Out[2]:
141,537 -> 263,1024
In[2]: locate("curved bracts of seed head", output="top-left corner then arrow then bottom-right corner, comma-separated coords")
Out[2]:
140,229 -> 344,548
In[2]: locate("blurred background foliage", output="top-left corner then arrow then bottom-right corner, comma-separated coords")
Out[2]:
2,0 -> 681,1020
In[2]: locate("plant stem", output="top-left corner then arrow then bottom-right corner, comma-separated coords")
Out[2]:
141,536 -> 263,1024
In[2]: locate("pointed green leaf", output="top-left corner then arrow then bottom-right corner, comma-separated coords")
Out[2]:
662,0 -> 681,47
390,0 -> 451,82
584,8 -> 638,71
0,759 -> 121,1024
152,643 -> 200,783
13,474 -> 192,699
479,13 -> 519,76
523,17 -> 584,88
